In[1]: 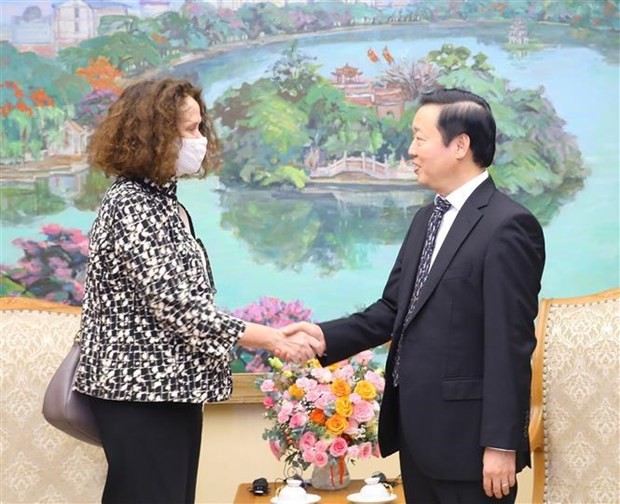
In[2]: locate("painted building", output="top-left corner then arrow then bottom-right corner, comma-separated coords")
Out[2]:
53,0 -> 96,50
10,6 -> 54,57
48,121 -> 91,157
53,0 -> 129,50
332,64 -> 405,120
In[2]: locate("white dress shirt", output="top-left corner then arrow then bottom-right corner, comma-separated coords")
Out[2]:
430,170 -> 489,268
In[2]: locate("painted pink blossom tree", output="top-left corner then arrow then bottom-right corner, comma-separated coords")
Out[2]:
230,296 -> 314,372
0,224 -> 89,305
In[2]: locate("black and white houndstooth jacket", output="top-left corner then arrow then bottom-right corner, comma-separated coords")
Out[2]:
74,177 -> 246,404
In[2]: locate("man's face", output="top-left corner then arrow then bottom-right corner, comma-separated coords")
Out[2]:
407,104 -> 459,195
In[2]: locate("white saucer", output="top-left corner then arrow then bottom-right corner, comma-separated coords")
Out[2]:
270,494 -> 321,504
346,493 -> 397,503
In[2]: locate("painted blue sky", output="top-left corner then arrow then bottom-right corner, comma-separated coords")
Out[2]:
0,0 -> 187,24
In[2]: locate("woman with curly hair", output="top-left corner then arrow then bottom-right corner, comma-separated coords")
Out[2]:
74,78 -> 323,503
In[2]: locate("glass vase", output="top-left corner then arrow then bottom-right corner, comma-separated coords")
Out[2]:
310,459 -> 351,490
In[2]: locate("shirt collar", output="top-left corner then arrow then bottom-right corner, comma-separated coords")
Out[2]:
442,171 -> 489,211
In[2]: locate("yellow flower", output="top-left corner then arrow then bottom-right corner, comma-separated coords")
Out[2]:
283,370 -> 293,378
331,378 -> 351,397
325,414 -> 348,436
308,359 -> 322,368
354,380 -> 377,400
268,357 -> 283,370
335,397 -> 353,417
288,383 -> 304,399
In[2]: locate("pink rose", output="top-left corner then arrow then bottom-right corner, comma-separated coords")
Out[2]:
315,440 -> 328,453
297,377 -> 318,391
353,401 -> 375,423
345,418 -> 360,436
349,393 -> 361,404
329,437 -> 348,458
290,412 -> 308,429
260,379 -> 275,392
280,401 -> 294,417
277,401 -> 294,424
334,364 -> 354,381
354,350 -> 374,365
299,431 -> 317,451
347,445 -> 360,459
359,442 -> 372,459
311,367 -> 332,383
263,396 -> 275,409
314,451 -> 329,467
302,448 -> 316,464
315,391 -> 336,410
305,388 -> 322,402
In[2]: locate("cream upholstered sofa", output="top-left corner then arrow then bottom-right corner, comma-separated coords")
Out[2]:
1,297 -> 106,503
528,288 -> 620,504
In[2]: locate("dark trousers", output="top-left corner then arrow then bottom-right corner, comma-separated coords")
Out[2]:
398,441 -> 517,504
89,396 -> 203,504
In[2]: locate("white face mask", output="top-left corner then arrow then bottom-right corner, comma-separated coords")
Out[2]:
175,137 -> 208,176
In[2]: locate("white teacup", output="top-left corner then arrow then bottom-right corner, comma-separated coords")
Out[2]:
277,478 -> 307,503
359,477 -> 391,499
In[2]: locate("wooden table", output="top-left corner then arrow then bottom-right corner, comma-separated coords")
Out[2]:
233,479 -> 404,503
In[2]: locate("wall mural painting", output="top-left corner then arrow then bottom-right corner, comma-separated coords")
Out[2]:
1,0 -> 618,373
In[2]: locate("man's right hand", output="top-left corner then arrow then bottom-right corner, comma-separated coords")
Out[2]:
281,322 -> 326,357
238,322 -> 321,364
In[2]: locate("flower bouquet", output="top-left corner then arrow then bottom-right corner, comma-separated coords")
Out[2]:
257,350 -> 385,489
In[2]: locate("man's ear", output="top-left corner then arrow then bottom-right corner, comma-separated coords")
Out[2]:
454,133 -> 471,160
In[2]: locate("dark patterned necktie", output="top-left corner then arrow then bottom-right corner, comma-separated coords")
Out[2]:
393,195 -> 451,386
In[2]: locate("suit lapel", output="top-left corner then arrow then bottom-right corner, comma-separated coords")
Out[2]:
402,177 -> 496,331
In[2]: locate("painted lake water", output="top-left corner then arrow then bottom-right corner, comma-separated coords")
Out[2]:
1,25 -> 618,319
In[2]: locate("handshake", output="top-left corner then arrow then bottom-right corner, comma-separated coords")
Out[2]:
239,321 -> 326,364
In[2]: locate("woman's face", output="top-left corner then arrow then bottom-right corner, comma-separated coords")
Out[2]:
177,96 -> 203,139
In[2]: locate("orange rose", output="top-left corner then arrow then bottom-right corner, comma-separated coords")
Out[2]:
325,414 -> 348,436
335,397 -> 353,417
354,380 -> 377,400
309,408 -> 326,425
288,384 -> 305,399
331,378 -> 351,397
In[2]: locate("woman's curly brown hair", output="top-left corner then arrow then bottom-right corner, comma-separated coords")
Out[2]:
88,78 -> 220,185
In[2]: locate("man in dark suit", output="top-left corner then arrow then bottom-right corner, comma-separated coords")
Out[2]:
284,88 -> 545,503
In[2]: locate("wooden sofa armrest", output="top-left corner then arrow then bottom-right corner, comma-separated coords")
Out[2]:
529,297 -> 549,453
